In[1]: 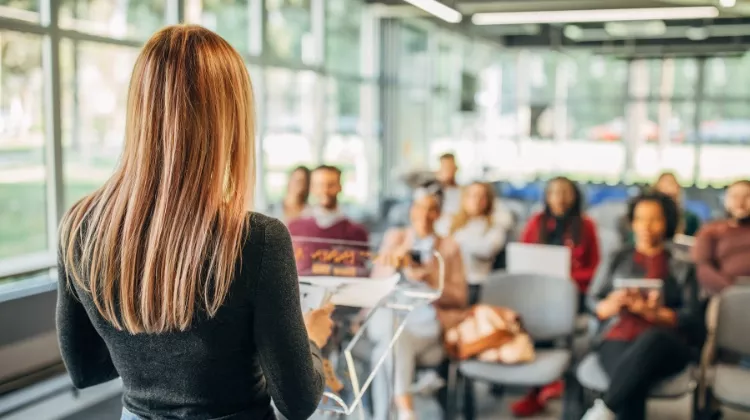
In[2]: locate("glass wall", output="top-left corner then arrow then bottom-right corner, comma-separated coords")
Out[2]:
0,0 -> 382,282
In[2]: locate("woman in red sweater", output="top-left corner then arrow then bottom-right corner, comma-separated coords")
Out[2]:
512,177 -> 601,417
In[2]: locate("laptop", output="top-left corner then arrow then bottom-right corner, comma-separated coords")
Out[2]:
506,243 -> 571,279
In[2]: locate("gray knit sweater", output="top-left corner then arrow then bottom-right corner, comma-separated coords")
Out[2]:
56,213 -> 325,420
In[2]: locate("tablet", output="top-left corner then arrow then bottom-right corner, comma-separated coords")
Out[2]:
613,278 -> 664,290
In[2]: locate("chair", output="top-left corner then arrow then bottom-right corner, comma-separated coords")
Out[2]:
450,273 -> 579,420
587,201 -> 628,233
597,228 -> 623,260
702,287 -> 750,412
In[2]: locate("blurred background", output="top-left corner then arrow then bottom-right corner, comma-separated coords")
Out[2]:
1,0 -> 750,418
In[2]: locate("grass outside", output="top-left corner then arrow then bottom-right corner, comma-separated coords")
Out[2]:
0,182 -> 101,259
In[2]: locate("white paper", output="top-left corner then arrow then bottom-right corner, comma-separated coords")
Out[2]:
299,274 -> 400,308
299,283 -> 332,313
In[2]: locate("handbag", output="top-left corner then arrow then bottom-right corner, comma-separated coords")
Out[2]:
444,305 -> 535,364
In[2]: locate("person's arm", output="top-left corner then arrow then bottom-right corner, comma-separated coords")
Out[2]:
458,223 -> 507,260
692,224 -> 733,293
572,219 -> 601,288
56,251 -> 119,389
433,245 -> 468,309
253,219 -> 325,420
519,215 -> 540,244
587,251 -> 619,316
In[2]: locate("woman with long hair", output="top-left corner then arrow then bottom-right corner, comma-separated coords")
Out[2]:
267,165 -> 311,223
57,26 -> 333,420
652,171 -> 701,236
582,192 -> 705,420
448,181 -> 508,304
512,176 -> 600,417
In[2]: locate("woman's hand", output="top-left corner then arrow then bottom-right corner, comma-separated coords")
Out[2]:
595,289 -> 628,320
304,304 -> 335,348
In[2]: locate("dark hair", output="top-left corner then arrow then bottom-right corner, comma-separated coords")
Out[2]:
627,191 -> 680,240
312,164 -> 342,177
415,180 -> 444,211
289,165 -> 311,203
290,165 -> 310,177
439,153 -> 455,161
539,177 -> 584,244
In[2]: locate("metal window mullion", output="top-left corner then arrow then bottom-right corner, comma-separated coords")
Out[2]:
40,0 -> 64,255
166,0 -> 184,25
248,0 -> 263,56
693,57 -> 706,185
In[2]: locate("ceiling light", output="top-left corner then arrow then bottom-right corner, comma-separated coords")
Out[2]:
403,0 -> 462,23
686,27 -> 709,40
720,0 -> 736,7
471,7 -> 719,25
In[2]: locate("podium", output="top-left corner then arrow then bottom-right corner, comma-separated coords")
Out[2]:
291,236 -> 445,418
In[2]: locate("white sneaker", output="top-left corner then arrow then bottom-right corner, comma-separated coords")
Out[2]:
397,409 -> 416,420
408,370 -> 445,396
581,399 -> 615,420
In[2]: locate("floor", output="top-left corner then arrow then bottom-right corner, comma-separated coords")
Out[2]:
59,385 -> 750,420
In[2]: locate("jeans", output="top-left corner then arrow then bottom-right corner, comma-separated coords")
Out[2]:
598,329 -> 690,420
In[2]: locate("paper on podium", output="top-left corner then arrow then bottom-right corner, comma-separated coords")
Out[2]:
299,274 -> 400,308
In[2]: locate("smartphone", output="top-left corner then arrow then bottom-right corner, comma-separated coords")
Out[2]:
409,250 -> 422,265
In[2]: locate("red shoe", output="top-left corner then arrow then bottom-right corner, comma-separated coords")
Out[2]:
510,390 -> 545,417
538,380 -> 564,403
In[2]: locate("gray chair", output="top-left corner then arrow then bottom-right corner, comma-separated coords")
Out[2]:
588,202 -> 628,232
452,273 -> 579,419
708,287 -> 750,411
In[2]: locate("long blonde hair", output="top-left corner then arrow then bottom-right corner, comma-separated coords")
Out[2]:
60,25 -> 255,334
449,182 -> 495,235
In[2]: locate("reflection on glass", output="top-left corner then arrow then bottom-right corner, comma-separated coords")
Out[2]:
60,40 -> 138,208
263,68 -> 317,201
325,0 -> 360,75
0,32 -> 46,259
567,53 -> 627,99
265,0 -> 313,63
59,0 -> 166,40
0,0 -> 40,21
195,0 -> 250,54
398,25 -> 429,87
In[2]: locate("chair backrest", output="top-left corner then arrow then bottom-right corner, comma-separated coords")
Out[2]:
480,272 -> 578,342
588,201 -> 628,232
716,287 -> 750,356
597,228 -> 623,259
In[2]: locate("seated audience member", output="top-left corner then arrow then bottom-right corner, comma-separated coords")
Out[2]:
582,192 -> 705,420
436,153 -> 462,218
369,182 -> 468,420
288,165 -> 369,275
267,165 -> 311,224
513,176 -> 600,417
692,179 -> 750,294
652,171 -> 701,236
446,181 -> 510,304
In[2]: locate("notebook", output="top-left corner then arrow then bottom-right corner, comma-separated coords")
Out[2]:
506,243 -> 571,279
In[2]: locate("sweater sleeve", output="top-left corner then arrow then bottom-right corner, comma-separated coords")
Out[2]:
572,218 -> 601,289
519,214 -> 540,244
692,224 -> 733,294
56,251 -> 119,389
253,218 -> 325,420
459,223 -> 507,260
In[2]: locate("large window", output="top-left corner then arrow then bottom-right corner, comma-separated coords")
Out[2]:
265,0 -> 313,63
0,32 -> 45,260
59,0 -> 167,40
263,67 -> 318,201
194,0 -> 251,54
60,41 -> 137,207
325,0 -> 361,75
